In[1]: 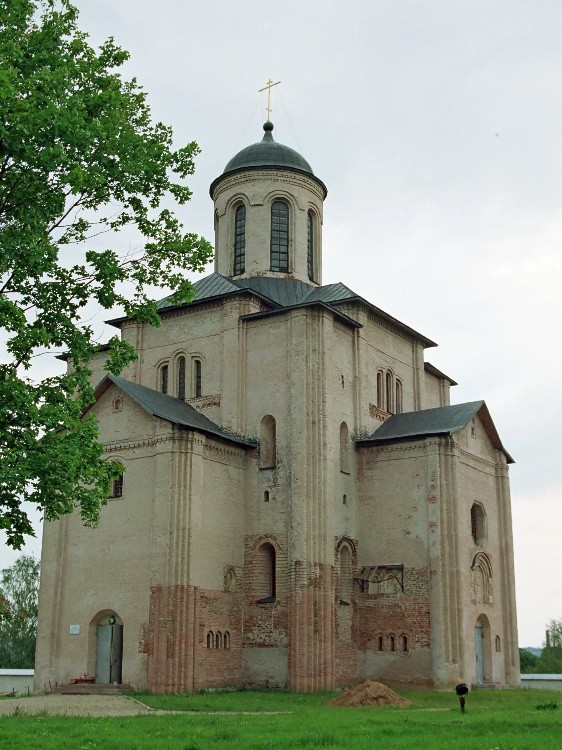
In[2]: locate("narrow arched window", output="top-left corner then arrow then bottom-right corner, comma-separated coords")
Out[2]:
270,201 -> 289,272
160,364 -> 169,394
338,545 -> 352,604
256,542 -> 276,600
395,379 -> 402,414
233,204 -> 246,275
386,371 -> 393,413
207,631 -> 213,649
224,632 -> 230,649
377,371 -> 383,409
177,356 -> 186,400
402,635 -> 408,652
471,503 -> 486,546
340,422 -> 350,474
390,635 -> 396,652
112,474 -> 123,498
216,631 -> 222,649
259,415 -> 276,469
193,359 -> 202,398
307,211 -> 314,281
377,635 -> 384,651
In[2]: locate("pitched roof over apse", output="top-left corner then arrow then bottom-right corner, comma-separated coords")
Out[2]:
90,374 -> 255,448
357,401 -> 513,463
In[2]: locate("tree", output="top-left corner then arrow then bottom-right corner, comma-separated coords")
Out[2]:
545,619 -> 562,648
0,1 -> 213,548
518,647 -> 538,673
533,619 -> 562,674
0,555 -> 40,667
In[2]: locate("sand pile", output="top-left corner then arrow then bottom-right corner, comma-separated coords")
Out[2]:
329,680 -> 411,708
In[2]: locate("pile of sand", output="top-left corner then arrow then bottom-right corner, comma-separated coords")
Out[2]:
329,680 -> 411,708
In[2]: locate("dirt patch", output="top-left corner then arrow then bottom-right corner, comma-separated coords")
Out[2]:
329,680 -> 411,708
0,694 -> 157,717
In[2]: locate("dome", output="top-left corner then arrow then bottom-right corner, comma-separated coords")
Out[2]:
210,122 -> 327,198
224,122 -> 314,175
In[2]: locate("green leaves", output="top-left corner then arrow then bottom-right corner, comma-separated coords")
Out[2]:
0,554 -> 40,667
0,0 -> 213,548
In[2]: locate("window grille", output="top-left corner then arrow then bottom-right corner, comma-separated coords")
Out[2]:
307,211 -> 314,280
160,364 -> 168,394
233,205 -> 246,275
270,201 -> 289,272
177,356 -> 186,400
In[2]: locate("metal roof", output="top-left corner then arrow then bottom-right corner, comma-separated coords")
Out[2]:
237,277 -> 314,307
209,123 -> 327,199
357,401 -> 513,463
424,361 -> 458,386
94,375 -> 255,448
107,273 -> 436,348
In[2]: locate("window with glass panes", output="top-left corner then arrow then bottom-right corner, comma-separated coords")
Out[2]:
233,205 -> 246,275
177,356 -> 186,400
270,201 -> 289,272
307,211 -> 314,280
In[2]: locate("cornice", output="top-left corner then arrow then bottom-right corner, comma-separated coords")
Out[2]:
212,170 -> 325,202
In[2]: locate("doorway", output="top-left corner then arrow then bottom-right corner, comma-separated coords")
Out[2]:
95,619 -> 123,684
474,623 -> 484,683
474,614 -> 491,685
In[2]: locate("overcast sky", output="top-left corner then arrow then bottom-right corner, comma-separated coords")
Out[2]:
2,0 -> 561,648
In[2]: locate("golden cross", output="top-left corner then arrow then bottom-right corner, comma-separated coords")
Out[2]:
258,79 -> 281,121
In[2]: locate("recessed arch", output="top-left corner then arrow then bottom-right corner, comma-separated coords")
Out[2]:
259,415 -> 276,469
340,421 -> 350,473
471,551 -> 493,605
337,542 -> 353,605
255,542 -> 276,601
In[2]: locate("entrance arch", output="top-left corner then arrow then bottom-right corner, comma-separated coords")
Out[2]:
89,610 -> 123,684
474,614 -> 491,684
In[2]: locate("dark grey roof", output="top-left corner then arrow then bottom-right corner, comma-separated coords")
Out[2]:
94,375 -> 254,448
210,123 -> 327,199
156,273 -> 241,311
302,282 -> 356,304
237,277 -> 314,307
357,401 -> 513,463
424,362 -> 458,386
113,273 -> 434,347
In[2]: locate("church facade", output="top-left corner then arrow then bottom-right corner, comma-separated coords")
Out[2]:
35,122 -> 520,693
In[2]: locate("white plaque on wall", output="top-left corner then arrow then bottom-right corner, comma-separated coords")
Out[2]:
69,624 -> 80,635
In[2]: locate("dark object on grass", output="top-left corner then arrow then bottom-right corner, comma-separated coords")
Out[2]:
455,683 -> 469,713
536,701 -> 558,711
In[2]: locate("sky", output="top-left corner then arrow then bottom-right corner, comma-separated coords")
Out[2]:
1,0 -> 561,649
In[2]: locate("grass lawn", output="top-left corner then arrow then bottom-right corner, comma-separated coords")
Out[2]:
1,688 -> 560,749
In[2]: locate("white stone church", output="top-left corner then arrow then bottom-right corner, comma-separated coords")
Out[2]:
35,120 -> 520,693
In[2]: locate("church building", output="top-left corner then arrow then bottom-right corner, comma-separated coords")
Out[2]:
35,120 -> 520,693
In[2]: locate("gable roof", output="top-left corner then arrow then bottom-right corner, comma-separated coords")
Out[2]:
91,374 -> 255,448
357,401 -> 513,463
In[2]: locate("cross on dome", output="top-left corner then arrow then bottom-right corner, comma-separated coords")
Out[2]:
258,78 -> 281,122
